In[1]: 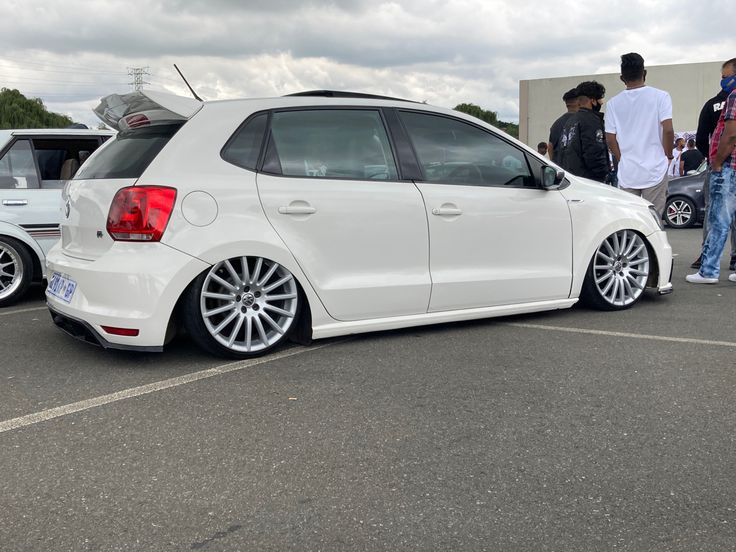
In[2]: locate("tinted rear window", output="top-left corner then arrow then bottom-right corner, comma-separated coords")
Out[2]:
75,124 -> 182,179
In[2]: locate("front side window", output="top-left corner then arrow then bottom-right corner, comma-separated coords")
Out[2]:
400,111 -> 533,187
0,140 -> 39,189
266,110 -> 399,181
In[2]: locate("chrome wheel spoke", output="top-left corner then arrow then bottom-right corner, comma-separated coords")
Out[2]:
204,302 -> 236,318
227,315 -> 245,347
253,315 -> 269,346
203,291 -> 236,301
264,274 -> 293,293
210,273 -> 238,293
250,257 -> 263,285
260,311 -> 285,335
223,260 -> 242,287
213,310 -> 239,335
265,293 -> 297,301
263,303 -> 295,318
257,262 -> 279,287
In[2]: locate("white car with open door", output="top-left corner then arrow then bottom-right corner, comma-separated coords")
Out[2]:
0,128 -> 113,306
45,90 -> 672,357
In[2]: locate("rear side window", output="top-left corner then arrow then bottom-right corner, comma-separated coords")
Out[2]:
32,138 -> 102,189
76,124 -> 182,179
265,109 -> 399,181
221,113 -> 267,171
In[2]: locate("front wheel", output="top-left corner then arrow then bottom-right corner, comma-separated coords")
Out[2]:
580,230 -> 650,311
0,237 -> 33,307
664,197 -> 696,228
183,256 -> 300,359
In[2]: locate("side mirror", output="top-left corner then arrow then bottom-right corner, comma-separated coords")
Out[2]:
541,166 -> 565,190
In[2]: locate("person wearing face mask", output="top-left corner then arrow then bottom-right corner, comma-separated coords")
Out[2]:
558,81 -> 610,183
687,58 -> 736,284
690,58 -> 736,272
605,53 -> 674,218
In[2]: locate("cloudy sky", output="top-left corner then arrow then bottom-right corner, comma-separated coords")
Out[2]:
1,0 -> 734,127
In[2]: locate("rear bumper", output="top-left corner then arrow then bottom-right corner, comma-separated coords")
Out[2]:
48,304 -> 163,352
45,241 -> 209,349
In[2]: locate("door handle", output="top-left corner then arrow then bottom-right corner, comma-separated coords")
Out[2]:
278,204 -> 316,215
2,199 -> 28,206
432,206 -> 462,216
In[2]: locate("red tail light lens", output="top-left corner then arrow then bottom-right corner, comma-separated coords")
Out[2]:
107,186 -> 177,242
123,113 -> 150,129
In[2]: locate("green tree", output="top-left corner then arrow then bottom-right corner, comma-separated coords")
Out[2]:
0,88 -> 75,129
454,102 -> 519,139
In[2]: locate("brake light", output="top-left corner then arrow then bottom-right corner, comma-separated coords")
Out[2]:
123,114 -> 150,129
107,186 -> 177,242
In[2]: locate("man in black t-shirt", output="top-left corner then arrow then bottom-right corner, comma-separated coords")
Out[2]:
679,139 -> 704,175
548,88 -> 579,164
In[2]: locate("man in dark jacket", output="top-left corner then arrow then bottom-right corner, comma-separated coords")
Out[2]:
691,60 -> 736,270
559,81 -> 610,183
548,88 -> 579,164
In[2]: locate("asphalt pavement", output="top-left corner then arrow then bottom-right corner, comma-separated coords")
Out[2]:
1,227 -> 734,551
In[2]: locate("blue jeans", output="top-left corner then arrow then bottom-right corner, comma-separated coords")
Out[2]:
700,166 -> 736,278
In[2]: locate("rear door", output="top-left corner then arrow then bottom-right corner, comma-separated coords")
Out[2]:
255,108 -> 431,321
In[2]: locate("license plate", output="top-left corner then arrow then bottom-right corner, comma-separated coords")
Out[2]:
48,272 -> 77,303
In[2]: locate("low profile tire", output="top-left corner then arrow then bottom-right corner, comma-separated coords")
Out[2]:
183,256 -> 301,359
665,197 -> 696,228
0,236 -> 33,307
580,230 -> 650,311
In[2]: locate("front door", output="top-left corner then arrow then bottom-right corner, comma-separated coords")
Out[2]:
398,110 -> 573,311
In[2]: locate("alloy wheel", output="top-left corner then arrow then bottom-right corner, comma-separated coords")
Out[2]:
0,241 -> 23,302
199,256 -> 298,353
666,199 -> 693,227
592,230 -> 649,307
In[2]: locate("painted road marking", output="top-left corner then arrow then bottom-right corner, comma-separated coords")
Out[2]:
0,306 -> 47,317
0,342 -> 338,434
505,322 -> 736,348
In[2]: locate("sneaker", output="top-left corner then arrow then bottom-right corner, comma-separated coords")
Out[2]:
729,273 -> 736,282
690,255 -> 702,269
686,273 -> 718,284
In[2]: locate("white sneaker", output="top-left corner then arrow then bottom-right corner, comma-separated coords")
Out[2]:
686,273 -> 718,284
729,273 -> 736,282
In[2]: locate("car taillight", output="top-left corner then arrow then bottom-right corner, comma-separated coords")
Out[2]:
107,186 -> 177,242
123,113 -> 150,129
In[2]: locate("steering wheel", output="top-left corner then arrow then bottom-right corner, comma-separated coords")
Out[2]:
447,163 -> 483,184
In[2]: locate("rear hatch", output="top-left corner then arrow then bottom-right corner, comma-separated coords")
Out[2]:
61,91 -> 201,260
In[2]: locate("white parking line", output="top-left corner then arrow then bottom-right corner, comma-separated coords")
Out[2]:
0,306 -> 47,317
0,342 -> 338,434
505,322 -> 736,348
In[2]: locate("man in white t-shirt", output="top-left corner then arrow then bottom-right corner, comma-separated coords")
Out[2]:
669,137 -> 685,177
605,53 -> 675,217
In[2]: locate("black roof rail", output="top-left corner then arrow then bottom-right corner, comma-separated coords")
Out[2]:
284,90 -> 415,102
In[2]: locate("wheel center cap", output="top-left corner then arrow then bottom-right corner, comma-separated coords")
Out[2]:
614,261 -> 623,272
242,292 -> 256,307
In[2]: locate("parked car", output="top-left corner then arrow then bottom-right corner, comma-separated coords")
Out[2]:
664,161 -> 707,228
46,90 -> 673,358
0,128 -> 113,306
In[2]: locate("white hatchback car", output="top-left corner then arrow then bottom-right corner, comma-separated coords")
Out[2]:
46,90 -> 673,358
0,128 -> 113,306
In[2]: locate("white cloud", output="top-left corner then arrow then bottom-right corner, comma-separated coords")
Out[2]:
1,0 -> 734,127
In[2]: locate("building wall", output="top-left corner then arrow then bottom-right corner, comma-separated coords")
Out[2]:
519,61 -> 723,147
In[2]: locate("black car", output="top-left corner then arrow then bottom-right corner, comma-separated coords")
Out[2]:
664,162 -> 707,228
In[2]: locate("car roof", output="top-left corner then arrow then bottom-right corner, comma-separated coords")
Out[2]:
5,128 -> 115,136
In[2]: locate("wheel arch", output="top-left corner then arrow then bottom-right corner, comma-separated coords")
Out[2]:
164,243 -> 328,345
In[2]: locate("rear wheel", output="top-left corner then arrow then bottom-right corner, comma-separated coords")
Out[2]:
183,256 -> 300,358
0,237 -> 33,307
580,230 -> 650,311
664,197 -> 696,228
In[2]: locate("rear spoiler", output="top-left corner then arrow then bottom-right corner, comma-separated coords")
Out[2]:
94,90 -> 203,131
